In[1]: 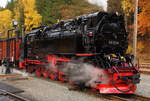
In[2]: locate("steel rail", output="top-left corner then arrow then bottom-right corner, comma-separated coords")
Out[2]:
0,88 -> 29,101
133,94 -> 150,101
108,94 -> 150,101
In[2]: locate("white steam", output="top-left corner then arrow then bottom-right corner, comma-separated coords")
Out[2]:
87,0 -> 108,11
62,62 -> 109,88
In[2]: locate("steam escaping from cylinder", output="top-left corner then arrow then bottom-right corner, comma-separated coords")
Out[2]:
46,62 -> 57,72
87,0 -> 108,11
61,61 -> 109,88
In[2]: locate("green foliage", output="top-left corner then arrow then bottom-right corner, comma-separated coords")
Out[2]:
36,0 -> 100,25
0,7 -> 5,11
107,0 -> 123,14
6,0 -> 16,16
36,0 -> 61,25
13,0 -> 25,31
36,0 -> 75,25
6,0 -> 16,11
1,0 -> 100,32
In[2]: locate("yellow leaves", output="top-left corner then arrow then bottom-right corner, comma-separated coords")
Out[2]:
13,0 -> 23,20
137,41 -> 144,53
0,10 -> 12,38
122,0 -> 149,35
25,13 -> 42,30
126,45 -> 132,54
0,0 -> 42,38
21,0 -> 42,31
121,0 -> 134,16
127,41 -> 144,54
14,7 -> 20,20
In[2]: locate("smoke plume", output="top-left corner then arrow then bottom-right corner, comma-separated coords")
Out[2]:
87,0 -> 108,11
61,61 -> 109,88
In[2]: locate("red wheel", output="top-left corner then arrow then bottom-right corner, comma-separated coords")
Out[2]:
26,66 -> 35,73
36,67 -> 42,77
36,70 -> 42,77
58,71 -> 66,82
50,72 -> 58,80
42,69 -> 50,78
43,72 -> 48,78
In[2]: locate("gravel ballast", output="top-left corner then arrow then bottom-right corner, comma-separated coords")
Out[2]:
1,68 -> 150,100
136,74 -> 150,97
3,77 -> 105,101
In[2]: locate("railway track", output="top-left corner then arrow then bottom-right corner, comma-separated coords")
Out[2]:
88,91 -> 150,101
0,74 -> 22,78
0,73 -> 30,101
109,94 -> 150,101
37,76 -> 150,101
1,72 -> 148,101
132,94 -> 150,101
77,88 -> 150,101
2,70 -> 149,101
0,73 -> 30,81
4,70 -> 150,101
0,89 -> 29,101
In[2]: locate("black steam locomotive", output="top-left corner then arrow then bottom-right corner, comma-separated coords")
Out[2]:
0,12 -> 140,94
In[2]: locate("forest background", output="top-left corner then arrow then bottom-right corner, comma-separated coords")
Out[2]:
0,0 -> 149,56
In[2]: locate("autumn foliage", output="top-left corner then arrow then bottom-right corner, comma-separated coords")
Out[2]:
121,0 -> 134,16
14,0 -> 42,31
0,10 -> 12,38
0,0 -> 101,37
108,0 -> 150,55
138,0 -> 150,35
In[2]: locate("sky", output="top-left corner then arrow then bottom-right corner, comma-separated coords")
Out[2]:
0,0 -> 10,7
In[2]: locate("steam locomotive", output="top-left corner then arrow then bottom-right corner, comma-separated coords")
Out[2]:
0,12 -> 140,93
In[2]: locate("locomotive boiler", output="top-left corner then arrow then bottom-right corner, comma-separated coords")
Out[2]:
0,12 -> 140,94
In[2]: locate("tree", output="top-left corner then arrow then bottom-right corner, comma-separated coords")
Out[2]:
13,0 -> 24,31
36,0 -> 100,25
0,10 -> 12,38
121,0 -> 134,16
36,0 -> 61,25
21,0 -> 42,31
138,0 -> 150,35
123,0 -> 150,55
6,0 -> 16,11
36,0 -> 72,25
107,0 -> 123,14
6,0 -> 16,16
121,0 -> 134,31
59,0 -> 101,20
